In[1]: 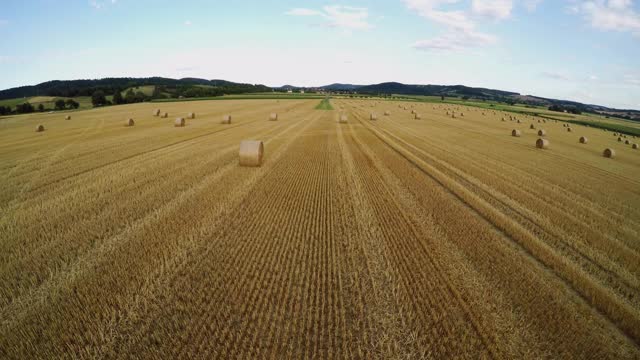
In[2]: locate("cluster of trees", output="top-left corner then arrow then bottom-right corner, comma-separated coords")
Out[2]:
548,104 -> 583,114
55,99 -> 79,110
0,77 -> 272,102
0,98 -> 81,115
91,87 -> 157,107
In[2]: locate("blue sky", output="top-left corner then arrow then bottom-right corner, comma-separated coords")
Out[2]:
0,0 -> 639,109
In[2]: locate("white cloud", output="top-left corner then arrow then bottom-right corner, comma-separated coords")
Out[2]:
89,0 -> 117,9
472,0 -> 513,20
184,20 -> 192,26
413,30 -> 497,51
624,74 -> 640,85
403,0 -> 475,31
403,0 -> 510,52
589,74 -> 599,80
541,71 -> 571,81
573,0 -> 640,35
523,0 -> 543,12
285,5 -> 372,30
285,8 -> 322,16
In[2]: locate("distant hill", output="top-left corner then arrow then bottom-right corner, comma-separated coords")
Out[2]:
0,77 -> 271,100
2,77 -> 638,120
321,83 -> 363,91
355,82 -> 518,98
313,81 -> 639,120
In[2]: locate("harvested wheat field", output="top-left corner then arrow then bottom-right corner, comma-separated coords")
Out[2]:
1,98 -> 639,359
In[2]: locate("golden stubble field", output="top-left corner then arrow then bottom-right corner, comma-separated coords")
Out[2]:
0,98 -> 639,359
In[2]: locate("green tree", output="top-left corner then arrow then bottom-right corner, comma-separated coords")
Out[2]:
134,91 -> 147,103
91,90 -> 107,107
55,99 -> 66,110
124,89 -> 136,104
112,89 -> 124,105
16,103 -> 35,113
38,104 -> 45,112
65,99 -> 79,109
151,86 -> 163,99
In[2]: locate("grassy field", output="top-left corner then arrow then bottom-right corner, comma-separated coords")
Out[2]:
0,96 -> 94,111
314,97 -> 333,110
393,94 -> 640,135
0,99 -> 639,358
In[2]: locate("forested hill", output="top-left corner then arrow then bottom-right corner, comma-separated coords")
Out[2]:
0,77 -> 271,100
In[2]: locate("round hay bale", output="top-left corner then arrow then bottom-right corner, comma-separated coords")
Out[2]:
632,143 -> 638,149
625,140 -> 630,145
603,148 -> 615,158
370,113 -> 377,121
222,115 -> 232,124
339,114 -> 348,123
175,118 -> 185,127
126,118 -> 135,126
613,132 -> 618,136
65,115 -> 71,120
36,124 -> 45,132
161,112 -> 168,118
537,129 -> 546,136
384,111 -> 390,116
239,140 -> 264,167
269,113 -> 278,121
567,127 -> 572,132
511,129 -> 521,137
414,113 -> 421,120
153,109 -> 161,117
530,124 -> 536,130
579,136 -> 588,144
536,138 -> 549,149
187,112 -> 196,119
517,120 -> 521,124
501,117 -> 506,121
618,137 -> 623,142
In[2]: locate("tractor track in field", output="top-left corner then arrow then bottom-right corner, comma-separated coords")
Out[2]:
375,118 -> 640,298
353,110 -> 640,347
0,115 -> 311,342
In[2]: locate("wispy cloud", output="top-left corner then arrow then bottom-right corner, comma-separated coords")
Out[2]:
541,71 -> 571,81
184,20 -> 192,26
413,30 -> 497,52
404,0 -> 511,52
89,0 -> 117,10
624,74 -> 640,85
285,5 -> 372,30
571,0 -> 640,35
472,0 -> 514,20
522,0 -> 543,12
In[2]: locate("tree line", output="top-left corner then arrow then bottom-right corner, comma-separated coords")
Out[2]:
0,98 -> 80,115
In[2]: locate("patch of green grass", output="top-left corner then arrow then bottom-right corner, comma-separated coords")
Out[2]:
152,94 -> 327,103
315,98 -> 333,110
567,119 -> 640,136
0,98 -> 31,108
0,96 -> 94,111
122,85 -> 156,96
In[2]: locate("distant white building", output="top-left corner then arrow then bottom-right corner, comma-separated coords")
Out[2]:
300,90 -> 305,94
287,89 -> 293,94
